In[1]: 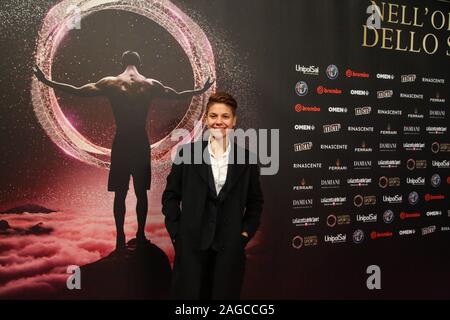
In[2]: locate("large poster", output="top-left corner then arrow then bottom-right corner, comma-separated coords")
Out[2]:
0,0 -> 449,300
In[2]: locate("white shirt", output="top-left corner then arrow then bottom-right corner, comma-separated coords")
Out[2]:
207,135 -> 231,195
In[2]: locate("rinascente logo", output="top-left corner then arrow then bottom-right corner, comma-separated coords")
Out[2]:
324,233 -> 346,244
400,93 -> 423,99
293,162 -> 322,169
378,108 -> 402,116
347,126 -> 374,132
321,144 -> 348,150
422,77 -> 445,84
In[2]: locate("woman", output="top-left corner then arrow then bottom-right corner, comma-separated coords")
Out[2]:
162,92 -> 264,299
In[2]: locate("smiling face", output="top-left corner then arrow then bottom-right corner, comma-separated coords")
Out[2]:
206,102 -> 237,140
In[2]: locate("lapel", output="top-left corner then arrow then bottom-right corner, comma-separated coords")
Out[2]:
193,140 -> 247,203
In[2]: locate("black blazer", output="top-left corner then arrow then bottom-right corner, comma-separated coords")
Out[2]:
161,139 -> 264,298
162,139 -> 263,248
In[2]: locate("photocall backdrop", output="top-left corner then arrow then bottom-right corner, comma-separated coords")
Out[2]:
0,0 -> 449,299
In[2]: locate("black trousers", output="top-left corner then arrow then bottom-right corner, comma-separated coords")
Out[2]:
199,247 -> 218,300
197,246 -> 246,300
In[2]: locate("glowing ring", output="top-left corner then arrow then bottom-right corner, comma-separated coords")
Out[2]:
31,0 -> 216,168
292,236 -> 303,249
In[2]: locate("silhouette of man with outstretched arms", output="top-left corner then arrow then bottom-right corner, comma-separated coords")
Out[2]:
33,51 -> 214,250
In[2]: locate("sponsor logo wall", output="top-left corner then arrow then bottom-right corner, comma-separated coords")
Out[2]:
290,63 -> 449,248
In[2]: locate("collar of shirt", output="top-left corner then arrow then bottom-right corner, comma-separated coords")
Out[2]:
207,134 -> 231,160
